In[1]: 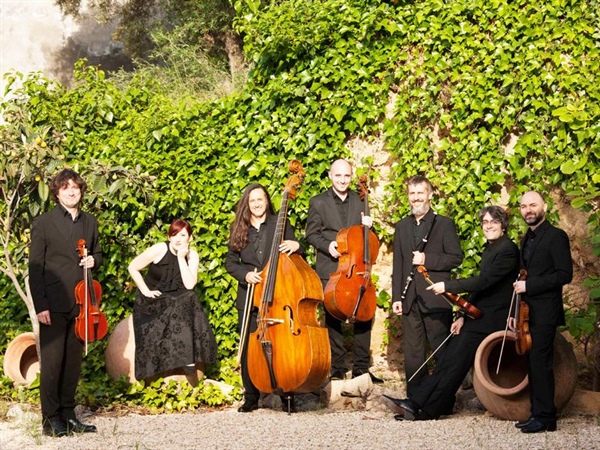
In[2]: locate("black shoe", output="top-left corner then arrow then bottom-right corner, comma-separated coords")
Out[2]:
352,369 -> 384,384
382,395 -> 419,419
515,417 -> 534,429
329,370 -> 346,380
66,418 -> 97,433
520,418 -> 557,433
238,400 -> 259,413
42,417 -> 70,437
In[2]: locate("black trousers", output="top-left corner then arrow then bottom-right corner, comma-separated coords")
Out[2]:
39,310 -> 84,420
325,309 -> 372,374
410,330 -> 486,419
402,300 -> 452,397
237,307 -> 260,402
528,324 -> 557,421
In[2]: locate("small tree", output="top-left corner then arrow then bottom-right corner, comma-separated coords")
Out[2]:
1,72 -> 156,350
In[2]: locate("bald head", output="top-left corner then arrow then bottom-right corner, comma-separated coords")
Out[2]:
329,159 -> 353,198
520,191 -> 547,229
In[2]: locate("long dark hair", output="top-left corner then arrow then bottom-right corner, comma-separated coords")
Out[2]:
228,184 -> 276,252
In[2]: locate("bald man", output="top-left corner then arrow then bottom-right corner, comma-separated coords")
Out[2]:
306,159 -> 381,382
512,191 -> 572,433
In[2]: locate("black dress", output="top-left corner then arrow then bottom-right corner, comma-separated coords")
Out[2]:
133,246 -> 217,380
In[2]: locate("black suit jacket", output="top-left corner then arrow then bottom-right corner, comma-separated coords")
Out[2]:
29,205 -> 102,314
445,234 -> 519,334
305,188 -> 364,280
520,220 -> 572,327
392,209 -> 463,313
225,214 -> 303,310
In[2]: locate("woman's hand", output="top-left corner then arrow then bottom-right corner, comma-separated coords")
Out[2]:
279,240 -> 300,255
245,271 -> 262,285
141,288 -> 162,298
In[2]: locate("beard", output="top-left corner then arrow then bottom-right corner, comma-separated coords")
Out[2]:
524,211 -> 545,226
411,204 -> 429,217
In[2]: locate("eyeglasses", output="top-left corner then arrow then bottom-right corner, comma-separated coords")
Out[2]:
482,220 -> 501,226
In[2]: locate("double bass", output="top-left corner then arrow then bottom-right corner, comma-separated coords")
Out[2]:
417,265 -> 482,320
247,160 -> 331,395
324,175 -> 379,323
74,239 -> 108,355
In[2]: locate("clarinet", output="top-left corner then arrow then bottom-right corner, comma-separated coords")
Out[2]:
400,212 -> 438,300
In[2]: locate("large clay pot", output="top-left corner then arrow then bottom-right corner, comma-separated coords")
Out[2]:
104,315 -> 204,385
473,330 -> 577,421
3,332 -> 40,386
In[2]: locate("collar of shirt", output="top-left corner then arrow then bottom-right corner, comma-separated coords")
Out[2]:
58,203 -> 80,222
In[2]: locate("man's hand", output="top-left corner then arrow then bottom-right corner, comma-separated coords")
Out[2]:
392,301 -> 403,315
37,310 -> 51,326
329,241 -> 341,258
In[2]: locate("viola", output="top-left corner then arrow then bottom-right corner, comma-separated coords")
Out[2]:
416,265 -> 482,320
513,269 -> 532,355
74,239 -> 108,355
246,160 -> 330,395
324,174 -> 379,323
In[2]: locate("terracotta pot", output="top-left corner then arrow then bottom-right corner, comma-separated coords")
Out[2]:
104,315 -> 205,385
473,330 -> 577,421
3,332 -> 40,386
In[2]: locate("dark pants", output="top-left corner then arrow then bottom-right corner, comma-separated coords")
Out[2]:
237,307 -> 260,402
410,330 -> 486,419
39,310 -> 84,420
322,279 -> 373,375
528,324 -> 557,422
402,300 -> 452,397
325,309 -> 372,374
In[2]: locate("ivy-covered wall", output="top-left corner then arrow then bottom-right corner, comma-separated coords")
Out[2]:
1,0 -> 598,407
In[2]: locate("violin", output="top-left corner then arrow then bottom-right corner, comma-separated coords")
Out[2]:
324,174 -> 379,323
513,269 -> 532,355
74,239 -> 108,355
247,160 -> 330,395
416,265 -> 482,320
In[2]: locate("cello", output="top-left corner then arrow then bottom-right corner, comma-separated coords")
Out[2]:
247,160 -> 331,396
74,239 -> 108,355
324,175 -> 379,323
416,265 -> 482,320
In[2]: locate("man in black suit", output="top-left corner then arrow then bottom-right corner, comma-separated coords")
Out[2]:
392,175 -> 463,397
512,191 -> 572,433
306,159 -> 380,382
29,169 -> 101,437
385,206 -> 519,420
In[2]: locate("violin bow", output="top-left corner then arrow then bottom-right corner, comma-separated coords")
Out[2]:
407,330 -> 455,383
495,272 -> 522,374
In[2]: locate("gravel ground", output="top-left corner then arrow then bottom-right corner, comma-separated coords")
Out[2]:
1,403 -> 598,450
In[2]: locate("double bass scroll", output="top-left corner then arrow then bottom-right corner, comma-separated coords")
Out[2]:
324,175 -> 380,323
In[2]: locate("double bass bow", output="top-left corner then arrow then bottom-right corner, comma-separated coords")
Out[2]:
324,174 -> 380,323
247,160 -> 331,396
74,239 -> 108,355
417,265 -> 482,320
